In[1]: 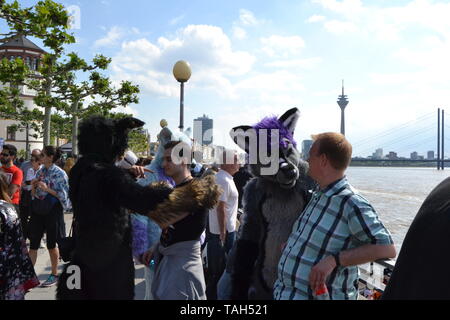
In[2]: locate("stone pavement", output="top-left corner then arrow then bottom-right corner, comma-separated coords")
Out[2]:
26,212 -> 146,300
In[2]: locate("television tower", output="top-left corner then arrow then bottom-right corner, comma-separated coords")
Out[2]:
337,80 -> 349,136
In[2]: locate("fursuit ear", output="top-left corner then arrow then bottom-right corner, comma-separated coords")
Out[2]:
278,108 -> 300,135
229,125 -> 255,154
184,127 -> 192,138
159,127 -> 172,145
115,117 -> 145,135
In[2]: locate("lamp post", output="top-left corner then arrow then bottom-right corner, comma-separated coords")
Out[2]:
173,60 -> 192,131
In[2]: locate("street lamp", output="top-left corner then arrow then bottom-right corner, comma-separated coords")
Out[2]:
173,60 -> 192,131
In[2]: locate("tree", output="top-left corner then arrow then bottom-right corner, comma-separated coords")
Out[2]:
50,112 -> 71,146
128,128 -> 150,156
107,112 -> 149,156
50,54 -> 140,156
0,0 -> 75,146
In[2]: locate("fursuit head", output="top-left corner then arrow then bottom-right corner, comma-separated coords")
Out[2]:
228,107 -> 316,300
57,116 -> 219,300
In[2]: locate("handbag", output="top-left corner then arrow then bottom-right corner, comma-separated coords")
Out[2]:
58,218 -> 76,263
31,193 -> 58,216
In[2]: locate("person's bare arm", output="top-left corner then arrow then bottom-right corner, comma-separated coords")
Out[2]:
217,201 -> 227,244
309,244 -> 396,292
8,184 -> 19,198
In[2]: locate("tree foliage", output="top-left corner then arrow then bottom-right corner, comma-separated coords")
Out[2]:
0,0 -> 141,153
0,0 -> 75,146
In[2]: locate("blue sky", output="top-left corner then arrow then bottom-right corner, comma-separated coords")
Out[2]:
6,0 -> 450,157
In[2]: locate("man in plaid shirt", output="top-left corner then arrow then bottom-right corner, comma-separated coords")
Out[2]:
273,132 -> 396,300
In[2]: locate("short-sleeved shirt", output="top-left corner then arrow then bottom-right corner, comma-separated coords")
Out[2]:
208,169 -> 239,235
273,177 -> 393,300
24,166 -> 42,191
1,165 -> 23,205
34,164 -> 71,211
20,161 -> 32,185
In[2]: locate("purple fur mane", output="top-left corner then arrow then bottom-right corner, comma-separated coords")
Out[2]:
253,116 -> 297,149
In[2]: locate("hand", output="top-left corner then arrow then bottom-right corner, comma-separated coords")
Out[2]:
37,181 -> 48,191
142,247 -> 155,266
309,255 -> 337,293
129,165 -> 145,178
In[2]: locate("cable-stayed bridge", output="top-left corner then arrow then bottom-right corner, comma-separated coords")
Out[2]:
350,109 -> 450,169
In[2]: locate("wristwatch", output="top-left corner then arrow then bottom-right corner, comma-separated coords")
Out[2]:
332,253 -> 341,267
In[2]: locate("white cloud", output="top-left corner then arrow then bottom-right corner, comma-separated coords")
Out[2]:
312,0 -> 364,17
94,26 -> 125,48
324,20 -> 358,34
239,9 -> 259,26
306,15 -> 326,23
110,24 -> 256,98
232,26 -> 247,40
313,0 -> 450,41
170,15 -> 185,26
261,35 -> 305,58
264,57 -> 322,69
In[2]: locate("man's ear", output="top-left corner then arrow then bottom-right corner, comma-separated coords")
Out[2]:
320,153 -> 328,167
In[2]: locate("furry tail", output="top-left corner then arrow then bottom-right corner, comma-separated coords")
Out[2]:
148,175 -> 221,226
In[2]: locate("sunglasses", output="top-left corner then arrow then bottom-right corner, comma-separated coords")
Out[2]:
0,153 -> 10,157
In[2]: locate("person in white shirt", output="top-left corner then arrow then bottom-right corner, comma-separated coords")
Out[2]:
18,154 -> 42,240
206,149 -> 240,300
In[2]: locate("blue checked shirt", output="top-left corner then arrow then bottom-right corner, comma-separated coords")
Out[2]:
273,177 -> 393,300
34,164 -> 71,211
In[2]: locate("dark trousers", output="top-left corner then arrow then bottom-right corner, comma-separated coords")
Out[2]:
206,231 -> 235,300
18,195 -> 31,241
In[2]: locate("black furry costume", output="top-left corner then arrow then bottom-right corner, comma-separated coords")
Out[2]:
382,176 -> 450,299
56,116 -> 173,300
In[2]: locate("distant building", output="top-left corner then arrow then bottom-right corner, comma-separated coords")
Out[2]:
387,152 -> 398,160
193,115 -> 213,146
301,140 -> 313,160
372,148 -> 383,159
0,35 -> 46,155
410,152 -> 419,160
427,151 -> 435,160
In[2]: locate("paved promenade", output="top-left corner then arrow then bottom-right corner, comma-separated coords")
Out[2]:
26,213 -> 146,300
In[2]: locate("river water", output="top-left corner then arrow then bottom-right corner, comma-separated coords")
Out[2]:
346,167 -> 450,252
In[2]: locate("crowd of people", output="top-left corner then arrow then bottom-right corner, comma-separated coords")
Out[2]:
0,113 -> 403,301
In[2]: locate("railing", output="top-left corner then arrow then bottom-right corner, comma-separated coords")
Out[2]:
358,259 -> 395,299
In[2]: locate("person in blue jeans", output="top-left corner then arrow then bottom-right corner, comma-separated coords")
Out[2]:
206,150 -> 240,300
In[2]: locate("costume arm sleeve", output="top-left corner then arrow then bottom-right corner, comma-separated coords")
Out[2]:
231,178 -> 263,300
114,169 -> 172,215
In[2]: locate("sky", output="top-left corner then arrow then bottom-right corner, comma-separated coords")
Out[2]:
5,0 -> 450,157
